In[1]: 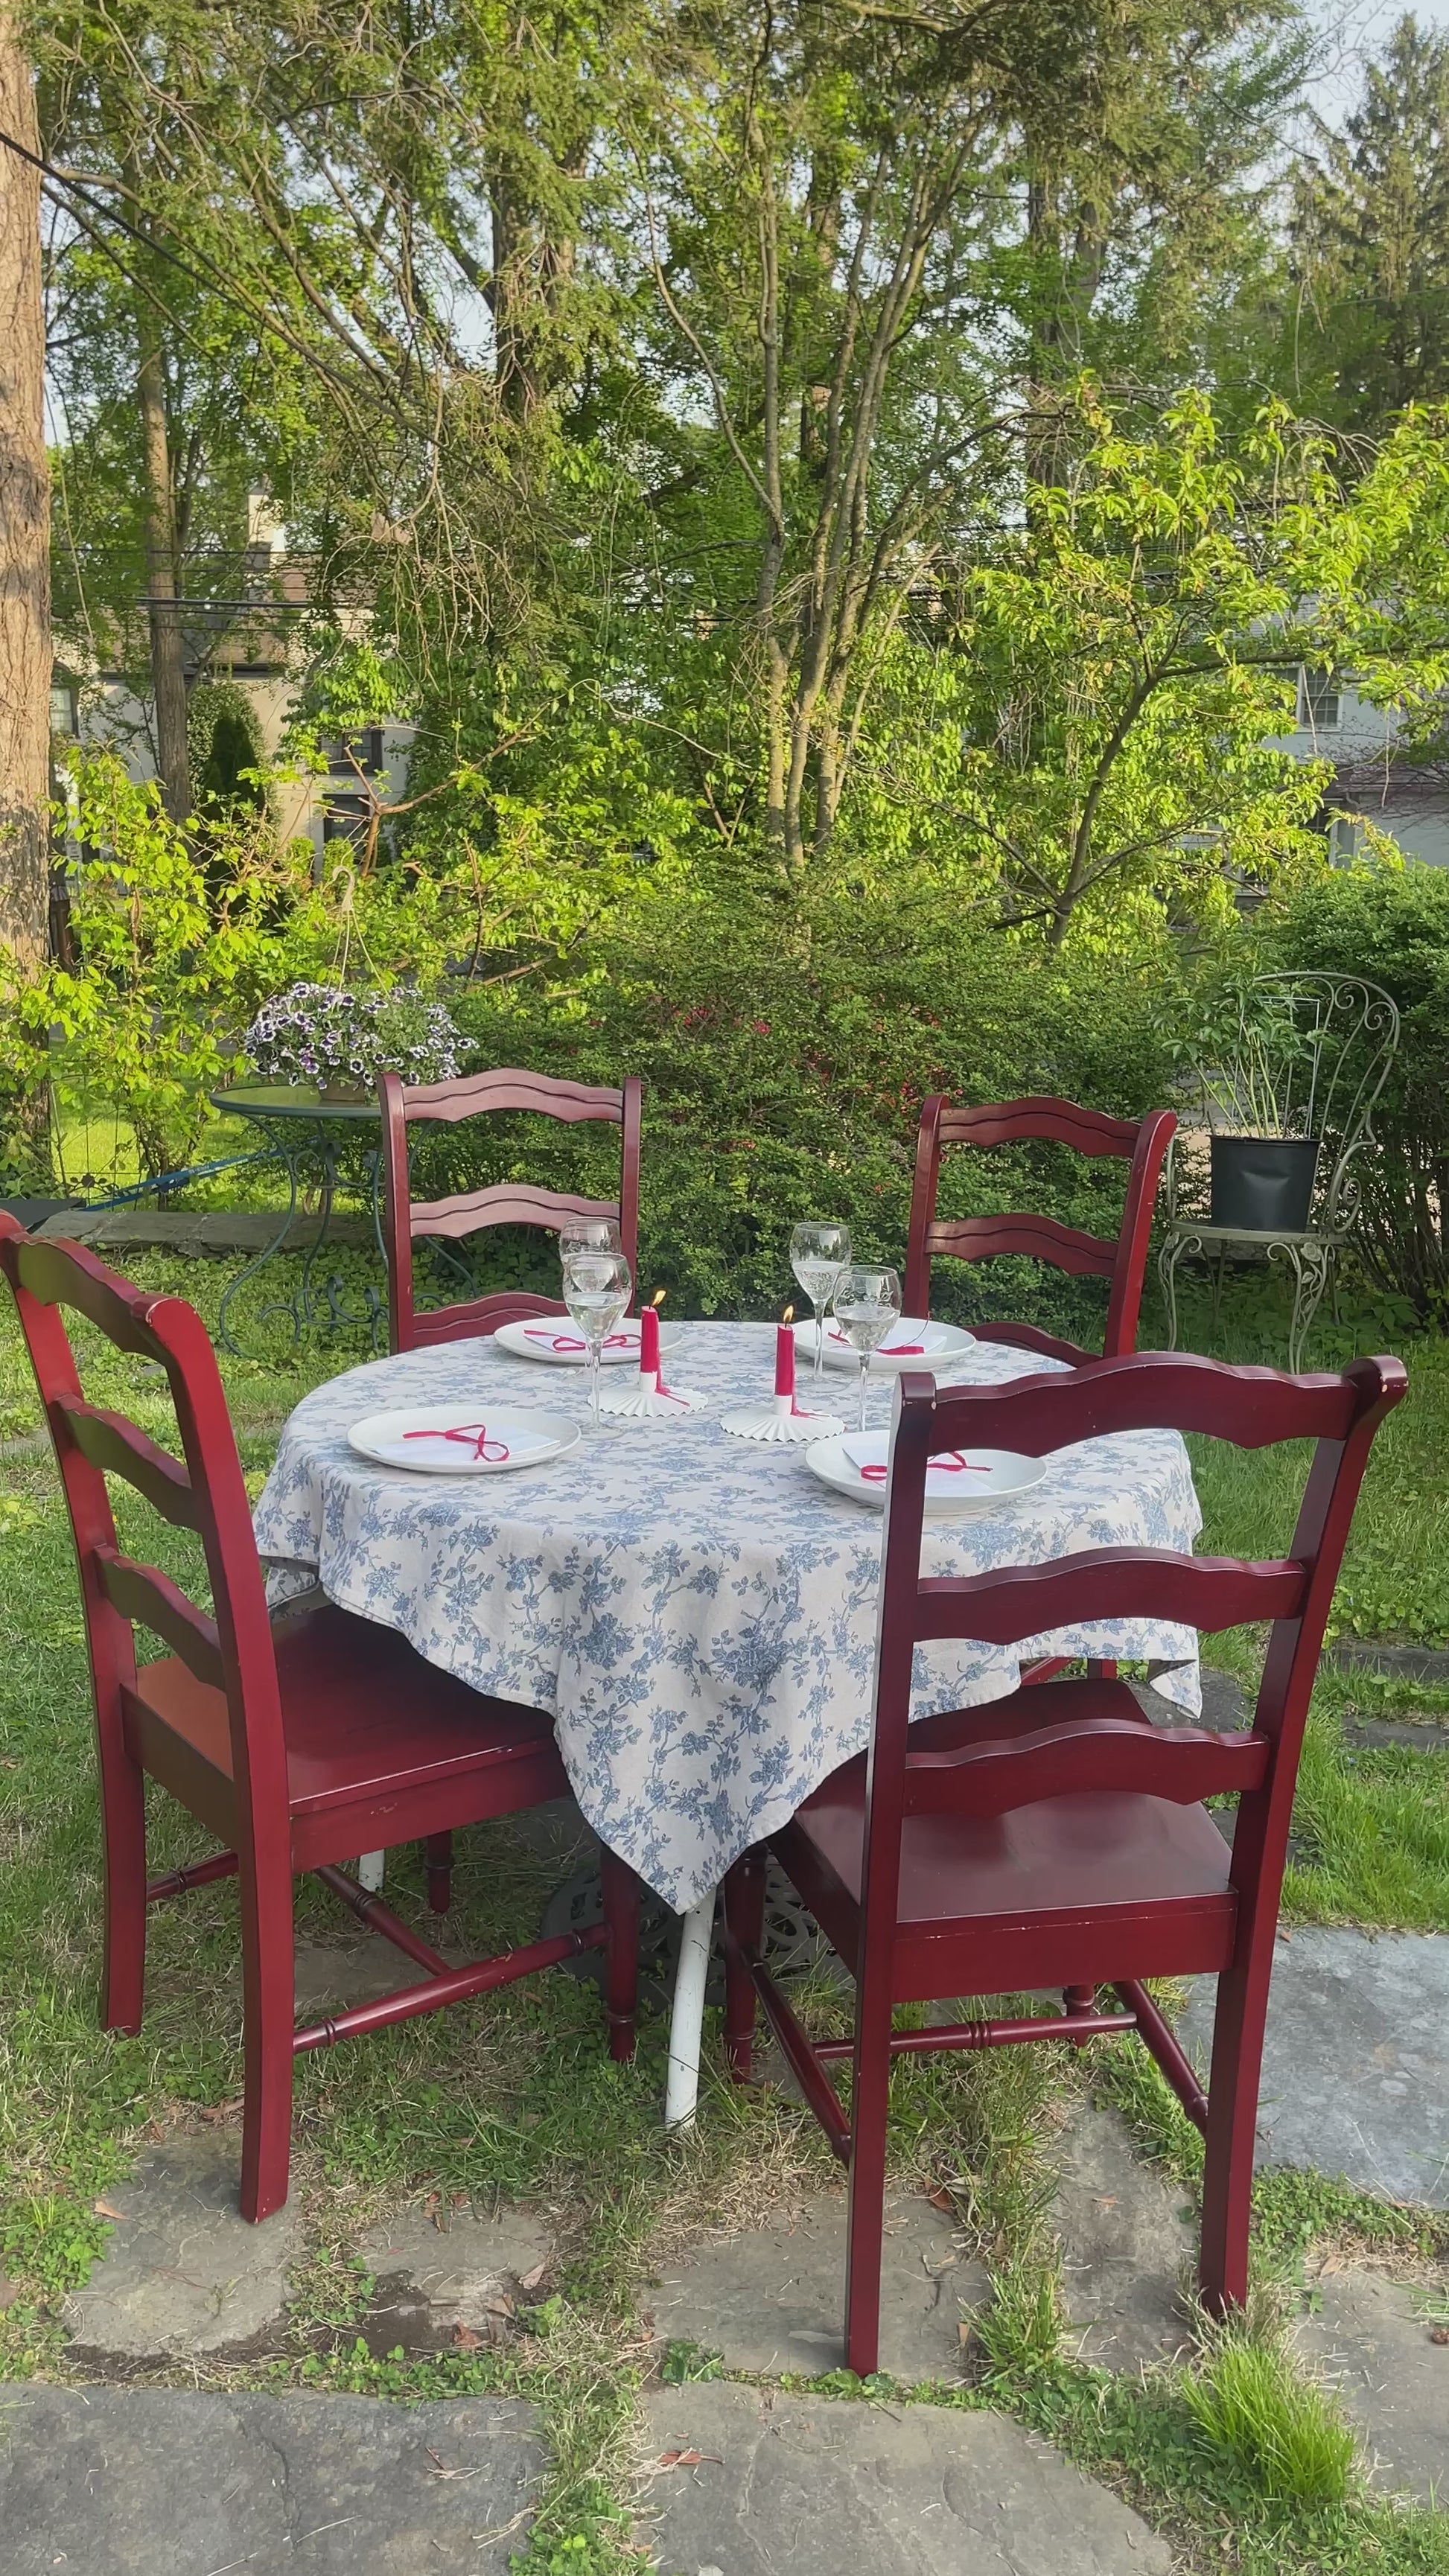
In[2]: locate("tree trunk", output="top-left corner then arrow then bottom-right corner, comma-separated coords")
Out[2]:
0,13 -> 51,969
136,294 -> 191,821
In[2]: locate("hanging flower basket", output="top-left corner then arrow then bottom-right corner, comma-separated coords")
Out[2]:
244,983 -> 461,1096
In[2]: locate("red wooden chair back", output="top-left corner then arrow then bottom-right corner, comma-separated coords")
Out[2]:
379,1068 -> 644,1350
903,1094 -> 1176,1363
0,1217 -> 290,1886
870,1351 -> 1401,1887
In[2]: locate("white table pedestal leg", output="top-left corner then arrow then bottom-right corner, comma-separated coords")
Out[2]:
357,1851 -> 385,1893
664,1887 -> 716,2131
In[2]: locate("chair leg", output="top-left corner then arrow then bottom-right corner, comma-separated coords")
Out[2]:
599,1843 -> 640,2064
723,1851 -> 767,2080
1197,1955 -> 1273,2314
237,1858 -> 297,2225
99,1742 -> 148,2036
844,1989 -> 892,2379
424,1831 -> 453,1913
1063,1983 -> 1098,2045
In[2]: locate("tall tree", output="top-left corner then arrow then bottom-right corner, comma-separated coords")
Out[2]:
1290,13 -> 1449,430
0,13 -> 51,968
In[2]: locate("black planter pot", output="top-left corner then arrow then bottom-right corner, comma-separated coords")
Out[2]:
1208,1135 -> 1319,1234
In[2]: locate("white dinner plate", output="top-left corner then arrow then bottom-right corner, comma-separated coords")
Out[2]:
494,1316 -> 686,1368
348,1405 -> 582,1475
792,1315 -> 976,1377
803,1432 -> 1046,1518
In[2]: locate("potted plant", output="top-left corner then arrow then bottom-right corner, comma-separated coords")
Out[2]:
1187,989 -> 1320,1234
243,983 -> 461,1101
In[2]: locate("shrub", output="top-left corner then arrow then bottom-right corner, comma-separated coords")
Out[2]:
442,886 -> 1188,1327
1252,867 -> 1449,1319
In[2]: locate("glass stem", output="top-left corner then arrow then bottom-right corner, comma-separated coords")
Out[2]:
859,1352 -> 870,1434
813,1299 -> 824,1380
591,1345 -> 602,1430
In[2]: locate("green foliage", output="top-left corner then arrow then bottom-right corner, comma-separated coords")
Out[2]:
1252,866 -> 1449,1319
188,680 -> 269,820
442,882 -> 1187,1330
1180,2322 -> 1358,2505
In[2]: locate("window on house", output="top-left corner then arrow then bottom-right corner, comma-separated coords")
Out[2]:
325,729 -> 384,777
322,794 -> 372,850
1328,812 -> 1365,867
1297,669 -> 1341,731
50,679 -> 78,736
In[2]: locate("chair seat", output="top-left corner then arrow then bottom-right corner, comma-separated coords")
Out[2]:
777,1736 -> 1238,2001
127,1601 -> 568,1852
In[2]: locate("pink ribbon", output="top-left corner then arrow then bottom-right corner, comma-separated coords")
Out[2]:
524,1328 -> 634,1353
859,1450 -> 986,1484
404,1422 -> 510,1462
829,1327 -> 927,1356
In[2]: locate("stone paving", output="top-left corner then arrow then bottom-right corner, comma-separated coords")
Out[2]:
0,2385 -> 543,2572
1178,1926 -> 1449,2208
19,1855 -> 1449,2560
639,2384 -> 1173,2574
62,2133 -> 306,2365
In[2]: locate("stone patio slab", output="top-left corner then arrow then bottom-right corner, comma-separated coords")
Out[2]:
1053,2106 -> 1195,2372
0,2386 -> 542,2572
649,2190 -> 982,2382
640,2383 -> 1173,2574
62,2133 -> 304,2362
1298,2265 -> 1449,2505
359,2203 -> 551,2346
1178,1929 -> 1449,2207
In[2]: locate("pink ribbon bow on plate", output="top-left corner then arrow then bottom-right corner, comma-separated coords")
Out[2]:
403,1422 -> 510,1462
523,1328 -> 634,1352
858,1449 -> 986,1484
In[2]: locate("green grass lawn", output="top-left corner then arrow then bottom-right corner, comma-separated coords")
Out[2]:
1,1249 -> 1447,2573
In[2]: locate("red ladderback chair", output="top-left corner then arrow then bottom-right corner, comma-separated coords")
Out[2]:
903,1095 -> 1176,1365
0,1216 -> 640,2223
722,1347 -> 1405,2376
380,1068 -> 643,1352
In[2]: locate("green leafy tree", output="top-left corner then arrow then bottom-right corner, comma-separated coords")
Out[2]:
894,388 -> 1449,944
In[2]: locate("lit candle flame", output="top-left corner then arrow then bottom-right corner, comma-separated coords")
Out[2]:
782,1304 -> 794,1326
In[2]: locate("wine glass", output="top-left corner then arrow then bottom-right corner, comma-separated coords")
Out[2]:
832,1264 -> 902,1432
790,1221 -> 853,1380
558,1216 -> 622,1264
562,1250 -> 632,1430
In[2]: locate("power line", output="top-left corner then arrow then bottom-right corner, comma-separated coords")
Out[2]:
0,119 -> 365,405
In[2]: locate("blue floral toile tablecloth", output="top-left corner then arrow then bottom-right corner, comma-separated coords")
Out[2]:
252,1322 -> 1203,1910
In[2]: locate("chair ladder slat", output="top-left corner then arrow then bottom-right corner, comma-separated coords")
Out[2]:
54,1395 -> 200,1529
95,1545 -> 226,1689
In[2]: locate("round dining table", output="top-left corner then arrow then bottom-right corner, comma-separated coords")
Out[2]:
252,1320 -> 1205,2125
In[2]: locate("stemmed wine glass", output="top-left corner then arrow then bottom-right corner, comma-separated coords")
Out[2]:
832,1264 -> 902,1433
558,1217 -> 622,1262
789,1222 -> 853,1380
561,1250 -> 632,1430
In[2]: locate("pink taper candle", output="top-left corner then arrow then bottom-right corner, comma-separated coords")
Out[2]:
640,1301 -> 660,1380
774,1306 -> 796,1400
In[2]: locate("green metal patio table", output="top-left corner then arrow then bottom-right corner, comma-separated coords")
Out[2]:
208,1084 -> 387,1357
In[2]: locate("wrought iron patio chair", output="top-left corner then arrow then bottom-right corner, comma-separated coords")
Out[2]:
1159,975 -> 1400,1371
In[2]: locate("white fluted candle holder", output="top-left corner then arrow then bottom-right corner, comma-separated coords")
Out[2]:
721,1393 -> 844,1444
598,1375 -> 704,1420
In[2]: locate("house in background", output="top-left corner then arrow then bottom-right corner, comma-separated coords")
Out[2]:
51,492 -> 415,871
1272,668 -> 1449,869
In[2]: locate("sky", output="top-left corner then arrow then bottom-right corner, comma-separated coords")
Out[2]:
1305,0 -> 1449,116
